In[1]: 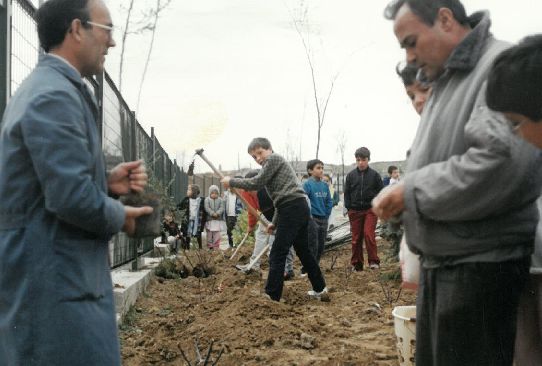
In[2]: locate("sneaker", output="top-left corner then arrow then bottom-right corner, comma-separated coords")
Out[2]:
351,263 -> 364,272
307,287 -> 330,301
369,263 -> 380,270
284,271 -> 295,281
235,264 -> 248,271
300,268 -> 308,278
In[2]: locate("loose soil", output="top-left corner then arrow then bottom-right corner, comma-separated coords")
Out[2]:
120,238 -> 416,366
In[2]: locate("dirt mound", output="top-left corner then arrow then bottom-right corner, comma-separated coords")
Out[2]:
120,239 -> 416,365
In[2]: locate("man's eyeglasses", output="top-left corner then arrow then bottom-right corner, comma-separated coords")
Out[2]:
83,21 -> 114,36
508,120 -> 523,132
505,116 -> 525,133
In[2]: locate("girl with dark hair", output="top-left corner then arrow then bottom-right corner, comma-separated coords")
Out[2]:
178,184 -> 206,249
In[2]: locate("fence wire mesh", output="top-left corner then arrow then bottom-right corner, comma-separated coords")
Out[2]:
10,0 -> 38,95
3,0 -> 195,269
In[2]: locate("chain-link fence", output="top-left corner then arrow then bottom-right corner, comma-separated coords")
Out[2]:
1,0 -> 205,269
9,0 -> 38,95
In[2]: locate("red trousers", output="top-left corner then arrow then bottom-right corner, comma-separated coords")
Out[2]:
348,208 -> 379,266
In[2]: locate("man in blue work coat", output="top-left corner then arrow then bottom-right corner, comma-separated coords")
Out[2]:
0,0 -> 153,364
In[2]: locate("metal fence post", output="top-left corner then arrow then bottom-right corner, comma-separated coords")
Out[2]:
96,72 -> 104,142
130,110 -> 140,271
151,127 -> 156,176
0,0 -> 10,118
173,159 -> 178,201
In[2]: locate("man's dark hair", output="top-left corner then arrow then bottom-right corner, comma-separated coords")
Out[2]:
189,184 -> 200,198
388,165 -> 398,174
396,63 -> 418,87
36,0 -> 92,53
355,147 -> 371,160
324,173 -> 332,183
486,34 -> 542,122
306,159 -> 324,173
244,169 -> 260,178
247,137 -> 272,153
384,0 -> 468,26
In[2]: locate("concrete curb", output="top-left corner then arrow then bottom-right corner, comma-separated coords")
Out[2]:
112,256 -> 167,326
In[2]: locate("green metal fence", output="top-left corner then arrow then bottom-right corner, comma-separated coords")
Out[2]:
0,0 -> 195,269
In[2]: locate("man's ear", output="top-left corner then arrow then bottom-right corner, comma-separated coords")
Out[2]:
68,18 -> 85,42
436,8 -> 455,32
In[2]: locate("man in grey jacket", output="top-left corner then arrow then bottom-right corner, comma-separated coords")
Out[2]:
0,0 -> 152,365
373,1 -> 542,365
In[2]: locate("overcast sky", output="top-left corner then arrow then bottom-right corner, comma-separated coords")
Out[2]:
103,0 -> 541,173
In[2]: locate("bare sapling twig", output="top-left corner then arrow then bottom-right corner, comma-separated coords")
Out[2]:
182,248 -> 196,269
203,340 -> 214,364
179,348 -> 192,366
343,259 -> 353,289
177,338 -> 224,365
136,0 -> 173,113
194,339 -> 203,362
208,277 -> 217,295
375,272 -> 403,307
329,251 -> 339,270
284,0 -> 342,158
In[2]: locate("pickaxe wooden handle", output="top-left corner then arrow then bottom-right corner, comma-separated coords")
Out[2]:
195,149 -> 271,229
229,231 -> 249,261
242,235 -> 270,272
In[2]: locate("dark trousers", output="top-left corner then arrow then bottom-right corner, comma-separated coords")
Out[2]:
416,257 -> 530,366
226,216 -> 237,246
348,208 -> 379,266
308,217 -> 328,264
266,198 -> 326,301
181,233 -> 202,249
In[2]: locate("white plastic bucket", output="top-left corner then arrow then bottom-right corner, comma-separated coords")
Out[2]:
392,305 -> 416,366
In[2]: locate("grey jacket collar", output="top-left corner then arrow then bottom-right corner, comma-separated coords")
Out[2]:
445,11 -> 492,72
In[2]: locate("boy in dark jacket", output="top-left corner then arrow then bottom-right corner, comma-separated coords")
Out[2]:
344,147 -> 383,271
177,184 -> 206,249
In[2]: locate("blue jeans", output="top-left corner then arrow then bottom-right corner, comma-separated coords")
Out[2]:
266,198 -> 326,301
308,217 -> 328,264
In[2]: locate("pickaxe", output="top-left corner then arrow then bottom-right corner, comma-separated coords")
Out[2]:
235,235 -> 271,273
194,148 -> 271,229
229,231 -> 250,261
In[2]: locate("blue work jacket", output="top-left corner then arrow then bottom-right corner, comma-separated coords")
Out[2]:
0,54 -> 125,365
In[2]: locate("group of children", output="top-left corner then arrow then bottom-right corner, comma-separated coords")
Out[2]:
162,183 -> 242,252
161,136 -> 399,302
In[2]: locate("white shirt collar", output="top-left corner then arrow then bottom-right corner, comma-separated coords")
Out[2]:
47,53 -> 81,75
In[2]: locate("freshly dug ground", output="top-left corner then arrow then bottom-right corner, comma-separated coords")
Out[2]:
119,238 -> 416,366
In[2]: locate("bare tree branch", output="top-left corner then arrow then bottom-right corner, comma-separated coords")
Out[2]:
336,130 -> 347,195
285,1 -> 339,158
136,0 -> 173,114
118,0 -> 136,92
118,0 -> 172,92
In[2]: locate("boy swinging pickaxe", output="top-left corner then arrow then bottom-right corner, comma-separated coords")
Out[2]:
194,149 -> 272,272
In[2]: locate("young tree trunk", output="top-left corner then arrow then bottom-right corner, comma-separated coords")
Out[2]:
118,0 -> 136,92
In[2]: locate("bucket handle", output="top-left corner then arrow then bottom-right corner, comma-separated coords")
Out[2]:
392,309 -> 416,322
